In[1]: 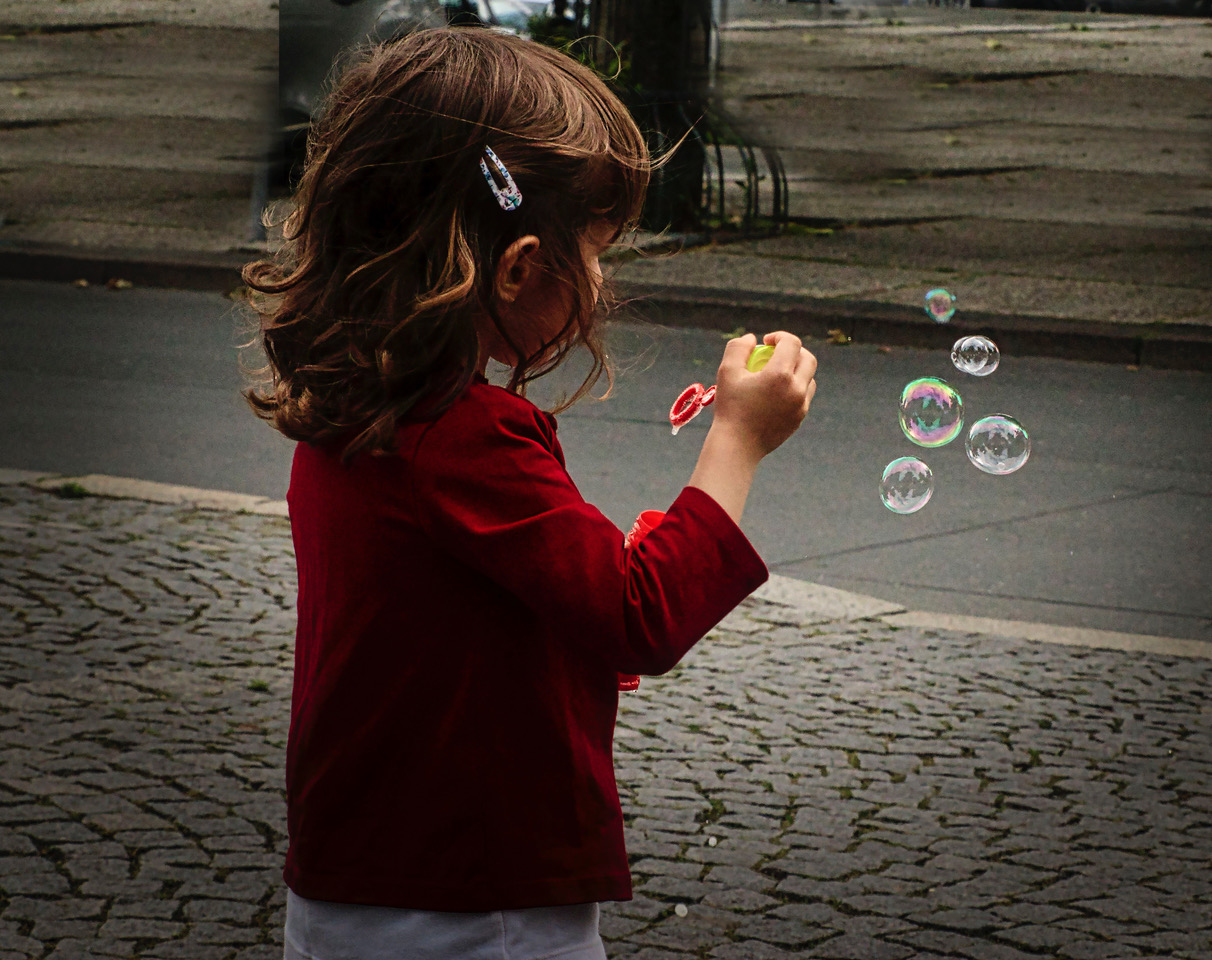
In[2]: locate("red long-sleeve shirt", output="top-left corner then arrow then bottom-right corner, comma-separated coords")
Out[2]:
283,375 -> 768,911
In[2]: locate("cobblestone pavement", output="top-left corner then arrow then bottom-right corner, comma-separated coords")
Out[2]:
1,482 -> 1210,960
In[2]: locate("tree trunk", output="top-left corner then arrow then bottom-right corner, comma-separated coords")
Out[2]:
588,0 -> 714,231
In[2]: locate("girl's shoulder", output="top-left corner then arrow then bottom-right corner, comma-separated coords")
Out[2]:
467,377 -> 557,424
398,378 -> 557,451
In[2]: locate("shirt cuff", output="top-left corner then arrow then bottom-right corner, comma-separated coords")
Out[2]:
672,484 -> 769,599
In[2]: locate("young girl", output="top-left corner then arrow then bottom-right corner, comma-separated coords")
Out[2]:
244,27 -> 817,960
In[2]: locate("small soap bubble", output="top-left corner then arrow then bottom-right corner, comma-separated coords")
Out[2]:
966,415 -> 1030,475
899,377 -> 964,447
674,904 -> 689,917
880,457 -> 934,515
951,335 -> 1000,377
707,836 -> 718,847
924,288 -> 957,323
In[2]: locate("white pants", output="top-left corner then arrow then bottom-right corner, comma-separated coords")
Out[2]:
284,889 -> 609,960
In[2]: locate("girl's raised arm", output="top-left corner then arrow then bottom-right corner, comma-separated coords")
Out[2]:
689,332 -> 818,525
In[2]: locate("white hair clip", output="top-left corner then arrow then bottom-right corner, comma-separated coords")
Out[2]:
479,146 -> 522,212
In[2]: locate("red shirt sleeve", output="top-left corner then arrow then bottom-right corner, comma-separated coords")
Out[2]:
406,385 -> 768,676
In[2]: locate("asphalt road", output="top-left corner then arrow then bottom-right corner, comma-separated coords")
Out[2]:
2,277 -> 1209,642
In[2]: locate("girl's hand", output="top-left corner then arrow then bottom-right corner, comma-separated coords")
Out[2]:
711,332 -> 818,461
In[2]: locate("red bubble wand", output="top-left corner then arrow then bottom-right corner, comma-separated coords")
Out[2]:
669,383 -> 716,435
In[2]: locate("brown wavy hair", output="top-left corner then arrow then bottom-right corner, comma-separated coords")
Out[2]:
243,27 -> 650,459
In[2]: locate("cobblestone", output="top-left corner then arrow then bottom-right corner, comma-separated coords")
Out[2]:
2,482 -> 1211,958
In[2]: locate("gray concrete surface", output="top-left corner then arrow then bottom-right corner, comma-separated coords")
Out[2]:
0,0 -> 275,256
609,3 -> 1212,333
1,276 -> 1209,642
1,478 -> 1209,959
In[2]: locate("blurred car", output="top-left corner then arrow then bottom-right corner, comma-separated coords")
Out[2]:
276,0 -> 555,189
278,0 -> 445,186
442,0 -> 554,32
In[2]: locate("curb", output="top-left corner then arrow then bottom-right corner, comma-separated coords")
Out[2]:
12,471 -> 288,517
0,232 -> 704,294
0,246 -> 251,293
721,17 -> 1175,34
880,610 -> 1212,662
613,282 -> 1212,372
6,468 -> 1209,660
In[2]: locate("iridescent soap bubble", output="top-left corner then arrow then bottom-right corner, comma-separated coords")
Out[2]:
951,335 -> 1000,377
880,457 -> 934,515
924,288 -> 957,323
966,415 -> 1030,475
899,377 -> 964,447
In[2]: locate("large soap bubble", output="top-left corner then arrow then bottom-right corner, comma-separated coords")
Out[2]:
966,415 -> 1030,475
924,288 -> 957,323
951,335 -> 1000,377
899,377 -> 964,447
880,457 -> 934,515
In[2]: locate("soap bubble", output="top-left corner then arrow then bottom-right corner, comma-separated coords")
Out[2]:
951,335 -> 1000,377
966,415 -> 1030,475
674,904 -> 689,917
924,288 -> 957,323
899,377 -> 964,447
880,457 -> 934,515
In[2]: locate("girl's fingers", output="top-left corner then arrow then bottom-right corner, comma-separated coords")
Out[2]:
723,333 -> 758,369
803,377 -> 818,414
797,347 -> 818,383
761,331 -> 802,371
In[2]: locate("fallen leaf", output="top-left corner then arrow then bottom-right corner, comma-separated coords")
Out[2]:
106,278 -> 133,290
720,325 -> 748,341
71,278 -> 89,288
878,345 -> 892,353
826,328 -> 850,345
943,135 -> 961,146
985,39 -> 1003,50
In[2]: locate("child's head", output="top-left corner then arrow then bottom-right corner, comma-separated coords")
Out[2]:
244,27 -> 650,457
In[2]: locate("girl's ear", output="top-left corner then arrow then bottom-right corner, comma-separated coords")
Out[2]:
495,235 -> 542,303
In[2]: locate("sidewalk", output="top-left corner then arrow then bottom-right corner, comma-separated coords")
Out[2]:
0,0 -> 275,264
1,470 -> 1210,959
610,3 -> 1212,369
0,3 -> 1209,369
